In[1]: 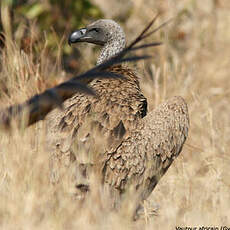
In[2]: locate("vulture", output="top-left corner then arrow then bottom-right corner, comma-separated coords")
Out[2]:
44,17 -> 189,208
0,16 -> 189,213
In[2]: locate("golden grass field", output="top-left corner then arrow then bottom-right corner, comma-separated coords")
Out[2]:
0,0 -> 230,229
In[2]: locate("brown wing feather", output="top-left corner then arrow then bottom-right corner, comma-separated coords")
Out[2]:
103,96 -> 189,201
47,65 -> 147,182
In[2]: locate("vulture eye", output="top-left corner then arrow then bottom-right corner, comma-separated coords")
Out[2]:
80,28 -> 87,35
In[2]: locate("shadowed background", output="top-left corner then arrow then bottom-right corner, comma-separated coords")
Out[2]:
0,0 -> 230,228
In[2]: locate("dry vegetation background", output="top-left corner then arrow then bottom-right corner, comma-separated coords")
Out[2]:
0,0 -> 230,229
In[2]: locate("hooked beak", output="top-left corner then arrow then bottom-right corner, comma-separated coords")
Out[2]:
68,28 -> 88,45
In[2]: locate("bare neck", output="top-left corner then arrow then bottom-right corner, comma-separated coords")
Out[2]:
96,31 -> 126,65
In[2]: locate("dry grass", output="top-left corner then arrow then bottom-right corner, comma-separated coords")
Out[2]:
1,0 -> 230,229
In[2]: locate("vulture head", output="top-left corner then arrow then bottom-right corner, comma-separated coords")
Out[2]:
68,19 -> 126,65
